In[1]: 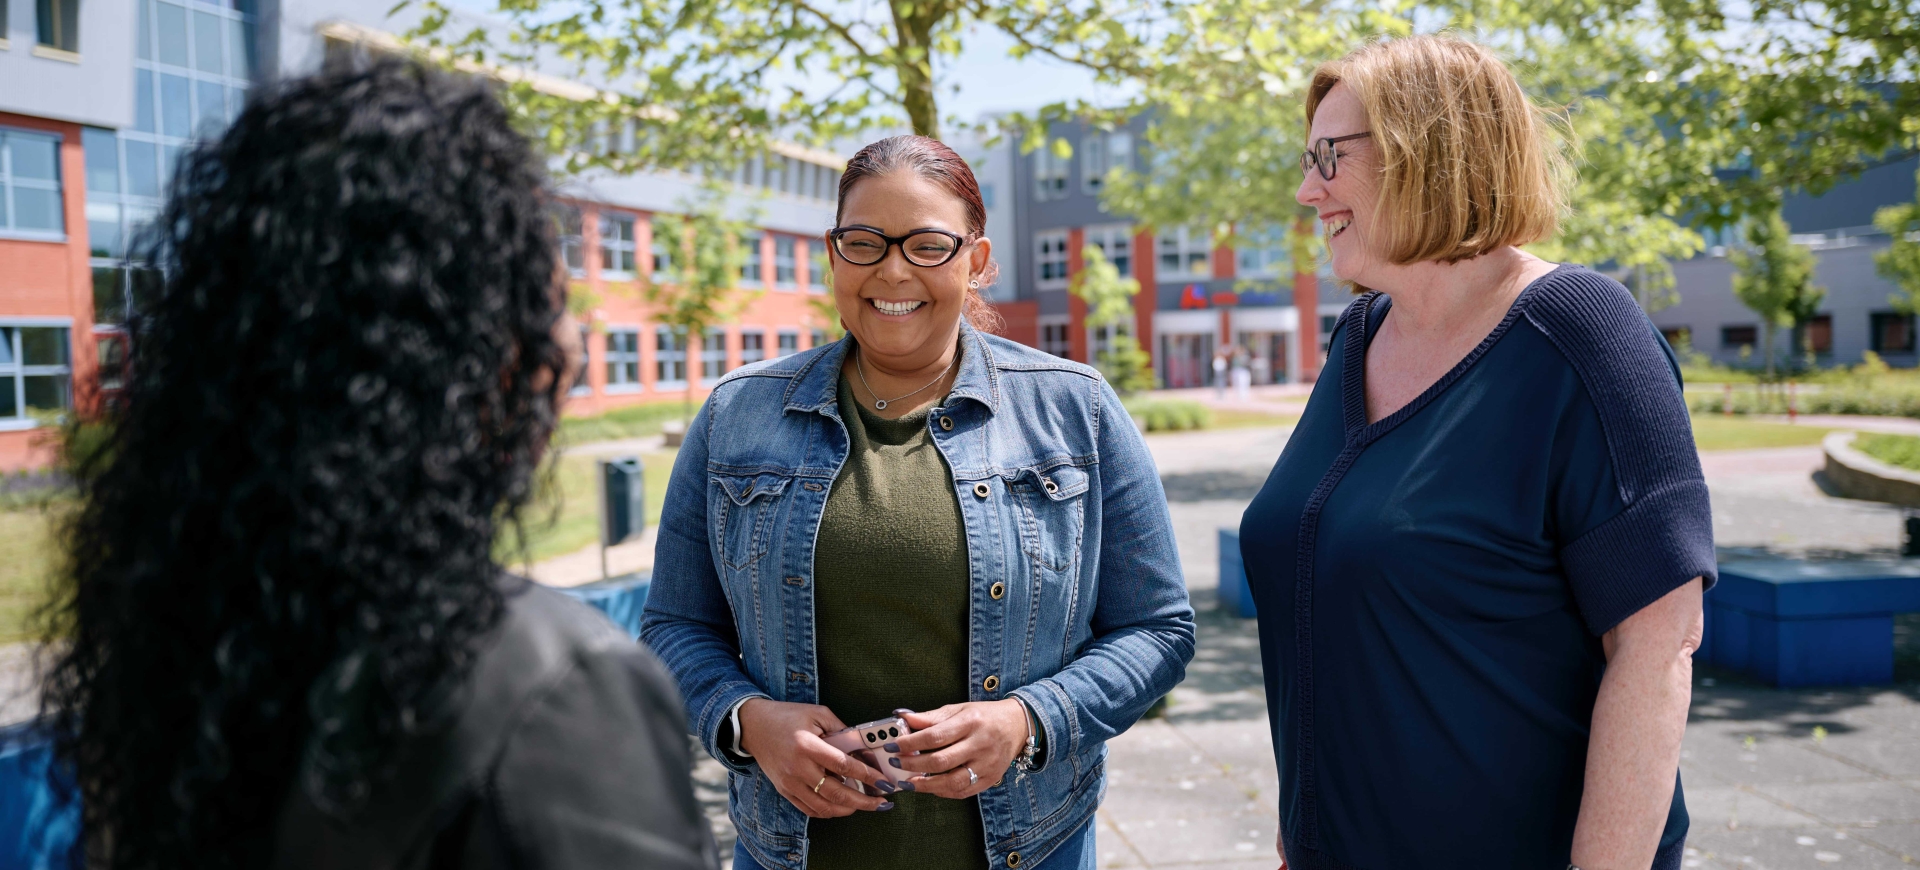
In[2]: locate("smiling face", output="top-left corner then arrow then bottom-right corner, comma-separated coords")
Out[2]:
1295,83 -> 1384,284
830,169 -> 991,372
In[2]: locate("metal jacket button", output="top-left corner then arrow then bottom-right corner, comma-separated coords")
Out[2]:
973,482 -> 990,498
990,582 -> 1005,600
1006,853 -> 1022,867
1042,477 -> 1059,495
939,415 -> 954,431
983,675 -> 1000,692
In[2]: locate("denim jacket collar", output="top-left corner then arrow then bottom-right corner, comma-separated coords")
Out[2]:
782,320 -> 1001,417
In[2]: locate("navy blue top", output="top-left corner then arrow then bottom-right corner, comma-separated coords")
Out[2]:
1240,265 -> 1716,870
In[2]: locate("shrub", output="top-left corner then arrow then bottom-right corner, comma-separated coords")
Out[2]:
1123,397 -> 1213,432
1855,433 -> 1920,472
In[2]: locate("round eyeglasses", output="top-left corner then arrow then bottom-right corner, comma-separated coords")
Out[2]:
1298,132 -> 1372,181
829,225 -> 969,267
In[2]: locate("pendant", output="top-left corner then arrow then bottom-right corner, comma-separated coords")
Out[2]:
875,399 -> 888,410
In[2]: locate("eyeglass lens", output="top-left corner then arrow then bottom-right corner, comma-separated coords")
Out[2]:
834,229 -> 960,266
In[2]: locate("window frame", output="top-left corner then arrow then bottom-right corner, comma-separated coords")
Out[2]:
35,0 -> 78,54
1080,131 -> 1130,195
773,235 -> 797,289
1033,145 -> 1069,201
0,127 -> 67,241
654,326 -> 688,388
1158,225 -> 1212,279
604,327 -> 643,393
1085,223 -> 1132,277
740,329 -> 767,366
0,318 -> 75,430
599,211 -> 637,279
1234,223 -> 1288,277
556,205 -> 586,277
701,327 -> 730,384
777,330 -> 800,357
1038,315 -> 1072,359
1035,229 -> 1070,289
739,231 -> 763,287
1871,312 -> 1915,354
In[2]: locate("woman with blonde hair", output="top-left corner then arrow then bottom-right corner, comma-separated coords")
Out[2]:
1241,35 -> 1712,870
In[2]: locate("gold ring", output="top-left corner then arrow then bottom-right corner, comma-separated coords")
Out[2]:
812,776 -> 827,794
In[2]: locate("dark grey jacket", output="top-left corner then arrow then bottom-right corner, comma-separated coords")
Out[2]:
272,579 -> 718,870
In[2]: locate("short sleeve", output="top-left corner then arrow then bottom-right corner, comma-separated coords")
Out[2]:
485,643 -> 719,870
1525,269 -> 1717,636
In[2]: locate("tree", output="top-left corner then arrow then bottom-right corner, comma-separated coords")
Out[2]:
1729,207 -> 1822,381
1877,166 -> 1920,313
407,0 -> 1155,172
643,185 -> 758,419
1069,245 -> 1155,395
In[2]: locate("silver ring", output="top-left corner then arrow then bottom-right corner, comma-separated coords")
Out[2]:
967,766 -> 979,786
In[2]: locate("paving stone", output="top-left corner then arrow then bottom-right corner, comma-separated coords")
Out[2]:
1685,827 -> 1912,869
1685,786 -> 1826,829
1681,728 -> 1883,787
1748,781 -> 1920,826
1844,823 -> 1920,861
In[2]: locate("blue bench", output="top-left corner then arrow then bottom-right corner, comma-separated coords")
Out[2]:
0,576 -> 654,867
1702,559 -> 1920,688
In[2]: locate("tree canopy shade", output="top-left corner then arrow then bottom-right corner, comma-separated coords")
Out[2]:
404,0 -> 1158,173
1730,207 -> 1824,380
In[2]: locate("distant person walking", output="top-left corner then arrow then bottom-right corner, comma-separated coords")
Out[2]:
642,135 -> 1194,870
41,61 -> 716,870
1240,36 -> 1713,870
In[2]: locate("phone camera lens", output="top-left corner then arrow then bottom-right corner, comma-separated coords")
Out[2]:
866,733 -> 877,743
889,727 -> 900,737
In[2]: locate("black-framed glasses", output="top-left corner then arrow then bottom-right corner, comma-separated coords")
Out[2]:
1298,132 -> 1372,181
828,225 -> 969,267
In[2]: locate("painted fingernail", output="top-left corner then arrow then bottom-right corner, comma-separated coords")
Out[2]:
899,780 -> 915,791
884,742 -> 900,753
893,708 -> 913,716
874,780 -> 896,793
889,758 -> 902,769
877,801 -> 895,811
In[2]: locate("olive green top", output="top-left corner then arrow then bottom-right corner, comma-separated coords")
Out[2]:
806,373 -> 986,870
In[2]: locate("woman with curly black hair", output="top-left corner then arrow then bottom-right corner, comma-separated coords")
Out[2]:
39,60 -> 717,870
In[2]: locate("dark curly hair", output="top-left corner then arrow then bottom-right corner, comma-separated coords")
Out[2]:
39,59 -> 566,869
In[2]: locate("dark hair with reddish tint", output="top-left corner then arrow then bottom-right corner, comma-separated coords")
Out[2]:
836,135 -> 1003,332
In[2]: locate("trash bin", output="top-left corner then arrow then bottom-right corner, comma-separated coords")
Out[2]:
601,457 -> 646,547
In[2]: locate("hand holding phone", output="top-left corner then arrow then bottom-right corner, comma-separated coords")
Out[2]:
822,716 -> 918,796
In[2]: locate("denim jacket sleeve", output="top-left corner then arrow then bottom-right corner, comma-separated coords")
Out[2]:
638,402 -> 771,774
1009,378 -> 1196,771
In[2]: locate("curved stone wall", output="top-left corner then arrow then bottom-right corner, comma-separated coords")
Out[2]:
1822,431 -> 1920,507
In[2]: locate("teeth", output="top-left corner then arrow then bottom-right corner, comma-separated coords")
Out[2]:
1324,217 -> 1352,239
872,299 -> 924,315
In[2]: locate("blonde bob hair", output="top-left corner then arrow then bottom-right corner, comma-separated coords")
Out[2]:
1305,35 -> 1570,265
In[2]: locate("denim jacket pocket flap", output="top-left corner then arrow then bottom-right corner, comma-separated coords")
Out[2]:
1030,465 -> 1089,501
712,472 -> 792,506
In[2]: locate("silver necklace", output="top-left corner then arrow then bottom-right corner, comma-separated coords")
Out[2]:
854,348 -> 958,411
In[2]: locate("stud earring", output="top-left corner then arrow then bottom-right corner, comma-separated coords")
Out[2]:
969,280 -> 980,288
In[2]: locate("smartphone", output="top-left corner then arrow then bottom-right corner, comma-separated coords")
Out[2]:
822,716 -> 916,796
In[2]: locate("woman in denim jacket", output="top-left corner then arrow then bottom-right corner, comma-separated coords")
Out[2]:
641,136 -> 1195,870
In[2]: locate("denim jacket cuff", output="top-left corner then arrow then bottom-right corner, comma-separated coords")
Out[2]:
1010,683 -> 1074,774
702,682 -> 772,775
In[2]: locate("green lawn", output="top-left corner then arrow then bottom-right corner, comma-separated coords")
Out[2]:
1689,413 -> 1834,451
1211,408 -> 1303,429
1854,432 -> 1920,471
505,448 -> 679,565
0,505 -> 62,644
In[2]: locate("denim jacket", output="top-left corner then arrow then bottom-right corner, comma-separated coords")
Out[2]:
641,323 -> 1194,870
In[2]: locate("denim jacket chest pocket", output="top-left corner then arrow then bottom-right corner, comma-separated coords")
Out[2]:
1005,463 -> 1091,573
710,470 -> 793,571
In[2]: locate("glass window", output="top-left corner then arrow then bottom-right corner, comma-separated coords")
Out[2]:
1087,224 -> 1131,276
193,10 -> 225,72
741,331 -> 765,365
1159,226 -> 1211,277
160,144 -> 182,190
86,201 -> 121,258
555,205 -> 585,275
195,79 -> 227,135
97,332 -> 130,393
655,327 -> 687,384
810,329 -> 827,350
599,213 -> 636,276
774,236 -> 796,286
649,222 -> 674,280
1035,231 -> 1069,285
135,70 -> 157,133
137,0 -> 153,60
1040,320 -> 1071,358
84,128 -> 120,194
35,0 -> 78,52
2,129 -> 65,235
160,73 -> 193,137
1871,313 -> 1914,354
807,243 -> 826,292
764,156 -> 784,193
156,1 -> 189,67
1806,315 -> 1833,355
93,267 -> 128,323
229,18 -> 253,75
1033,145 -> 1069,201
777,331 -> 799,357
1721,324 -> 1758,350
124,140 -> 159,197
1234,224 -> 1287,276
605,329 -> 641,388
0,325 -> 74,425
739,232 -> 762,285
702,329 -> 729,380
227,86 -> 247,122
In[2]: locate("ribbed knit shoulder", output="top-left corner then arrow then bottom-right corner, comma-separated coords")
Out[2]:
1517,267 -> 1697,506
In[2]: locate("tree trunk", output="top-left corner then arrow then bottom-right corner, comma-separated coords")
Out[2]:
889,0 -> 946,138
1762,321 -> 1777,383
